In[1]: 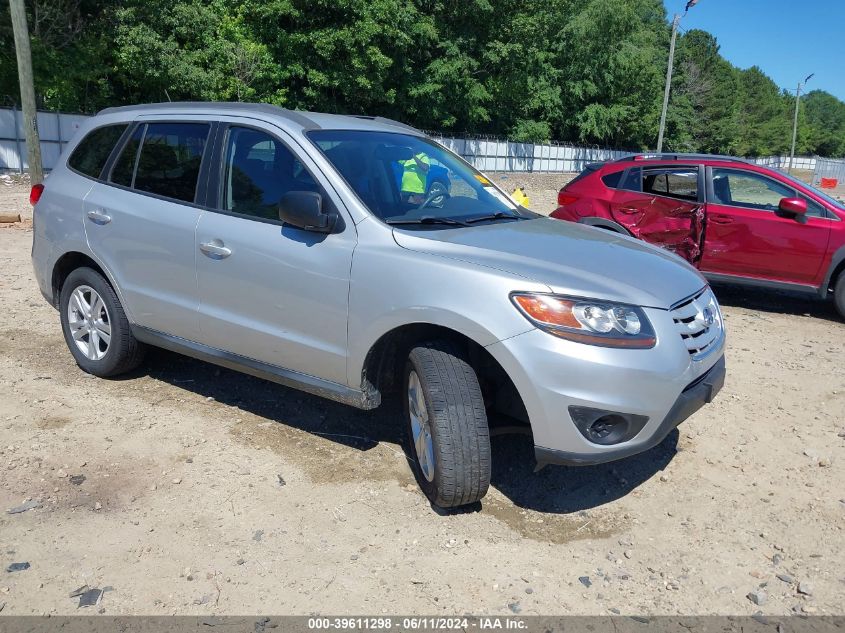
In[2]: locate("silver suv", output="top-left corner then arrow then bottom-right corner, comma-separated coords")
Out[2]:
31,103 -> 726,508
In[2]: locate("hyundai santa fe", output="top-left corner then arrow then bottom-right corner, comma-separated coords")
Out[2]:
31,103 -> 726,508
551,154 -> 845,319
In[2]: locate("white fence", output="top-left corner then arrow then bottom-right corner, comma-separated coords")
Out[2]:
749,155 -> 817,171
0,106 -> 835,177
0,106 -> 89,172
429,134 -> 630,173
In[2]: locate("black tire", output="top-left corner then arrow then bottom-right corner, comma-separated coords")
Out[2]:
59,267 -> 146,377
403,340 -> 491,508
834,270 -> 845,320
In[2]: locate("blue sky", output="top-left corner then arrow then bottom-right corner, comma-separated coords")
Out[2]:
663,0 -> 845,100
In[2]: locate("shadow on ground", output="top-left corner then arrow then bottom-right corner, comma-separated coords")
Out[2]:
134,347 -> 676,516
711,283 -> 841,323
485,430 -> 677,515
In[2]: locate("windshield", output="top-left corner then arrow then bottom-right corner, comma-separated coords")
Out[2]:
779,171 -> 845,211
308,130 -> 536,226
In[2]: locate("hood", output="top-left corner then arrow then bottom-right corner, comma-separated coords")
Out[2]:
392,217 -> 706,309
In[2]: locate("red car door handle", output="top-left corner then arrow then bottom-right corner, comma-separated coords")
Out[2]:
710,215 -> 733,225
618,207 -> 640,214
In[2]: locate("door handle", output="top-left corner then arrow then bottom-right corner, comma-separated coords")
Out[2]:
709,215 -> 733,225
86,209 -> 111,225
618,207 -> 641,214
199,240 -> 232,259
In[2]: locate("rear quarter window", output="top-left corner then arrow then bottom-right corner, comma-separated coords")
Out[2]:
566,162 -> 604,188
67,124 -> 128,178
601,170 -> 623,188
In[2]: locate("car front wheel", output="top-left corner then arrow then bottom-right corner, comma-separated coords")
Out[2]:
404,340 -> 491,508
834,270 -> 845,320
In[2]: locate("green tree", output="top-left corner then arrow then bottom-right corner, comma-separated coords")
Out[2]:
803,90 -> 845,158
2,0 -> 844,157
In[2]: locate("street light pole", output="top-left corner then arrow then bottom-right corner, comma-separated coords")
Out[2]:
788,73 -> 814,174
657,13 -> 681,154
9,0 -> 43,184
657,1 -> 700,153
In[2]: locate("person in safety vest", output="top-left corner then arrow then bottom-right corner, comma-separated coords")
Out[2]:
399,151 -> 431,204
511,186 -> 530,208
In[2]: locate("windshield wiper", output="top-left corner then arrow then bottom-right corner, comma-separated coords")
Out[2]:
385,216 -> 470,227
464,211 -> 527,224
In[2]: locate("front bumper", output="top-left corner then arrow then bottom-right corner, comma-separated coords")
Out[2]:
536,355 -> 725,466
484,304 -> 726,467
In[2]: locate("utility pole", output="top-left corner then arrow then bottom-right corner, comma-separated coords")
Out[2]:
9,0 -> 43,184
788,73 -> 814,174
657,0 -> 701,153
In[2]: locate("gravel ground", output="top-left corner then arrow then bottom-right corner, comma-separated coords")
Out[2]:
0,178 -> 843,616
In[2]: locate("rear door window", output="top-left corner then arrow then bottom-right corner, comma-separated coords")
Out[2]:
620,168 -> 641,192
642,168 -> 699,201
67,124 -> 128,179
133,123 -> 210,203
109,125 -> 144,187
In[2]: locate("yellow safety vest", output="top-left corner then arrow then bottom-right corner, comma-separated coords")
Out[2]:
399,153 -> 430,194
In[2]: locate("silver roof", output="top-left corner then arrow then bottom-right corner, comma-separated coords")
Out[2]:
97,102 -> 423,135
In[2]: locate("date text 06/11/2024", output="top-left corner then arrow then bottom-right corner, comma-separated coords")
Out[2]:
307,617 -> 528,630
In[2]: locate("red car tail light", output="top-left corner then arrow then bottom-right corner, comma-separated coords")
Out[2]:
557,192 -> 579,206
30,183 -> 44,206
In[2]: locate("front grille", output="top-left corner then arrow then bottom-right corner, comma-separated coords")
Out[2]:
670,288 -> 723,359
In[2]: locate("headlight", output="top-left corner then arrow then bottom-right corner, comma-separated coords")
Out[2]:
510,292 -> 656,348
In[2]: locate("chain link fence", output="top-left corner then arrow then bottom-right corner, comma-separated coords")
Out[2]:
813,157 -> 845,187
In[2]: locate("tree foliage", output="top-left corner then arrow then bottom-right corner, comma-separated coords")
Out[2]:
1,0 -> 844,156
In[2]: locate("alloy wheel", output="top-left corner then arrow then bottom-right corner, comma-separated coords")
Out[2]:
67,285 -> 111,361
407,370 -> 435,482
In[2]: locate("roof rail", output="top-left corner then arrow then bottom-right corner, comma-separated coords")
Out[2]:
614,153 -> 752,165
349,115 -> 421,134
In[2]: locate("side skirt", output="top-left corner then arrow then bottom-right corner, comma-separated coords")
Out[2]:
702,272 -> 821,296
131,325 -> 381,410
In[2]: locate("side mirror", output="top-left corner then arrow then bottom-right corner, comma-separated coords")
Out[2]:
778,197 -> 807,217
278,191 -> 337,233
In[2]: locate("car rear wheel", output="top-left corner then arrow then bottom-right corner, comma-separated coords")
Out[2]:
59,267 -> 146,377
834,270 -> 845,320
403,340 -> 491,508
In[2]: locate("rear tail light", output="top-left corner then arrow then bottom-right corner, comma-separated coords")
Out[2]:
557,192 -> 579,206
30,183 -> 44,206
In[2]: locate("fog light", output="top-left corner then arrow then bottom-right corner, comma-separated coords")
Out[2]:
569,407 -> 649,446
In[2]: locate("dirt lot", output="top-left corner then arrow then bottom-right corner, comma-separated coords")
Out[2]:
0,177 -> 843,616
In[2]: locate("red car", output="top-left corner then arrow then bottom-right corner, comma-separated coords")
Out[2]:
551,154 -> 845,318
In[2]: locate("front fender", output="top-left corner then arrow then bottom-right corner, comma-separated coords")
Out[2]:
820,244 -> 845,297
345,225 -> 545,386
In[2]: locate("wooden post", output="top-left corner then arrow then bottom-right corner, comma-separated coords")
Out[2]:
9,0 -> 44,184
